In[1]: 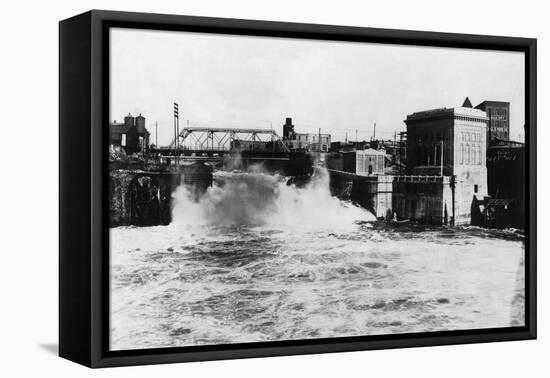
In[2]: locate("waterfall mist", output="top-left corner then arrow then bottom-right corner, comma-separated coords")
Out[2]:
171,168 -> 375,229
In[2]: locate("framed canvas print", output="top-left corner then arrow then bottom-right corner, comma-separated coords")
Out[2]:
59,10 -> 537,368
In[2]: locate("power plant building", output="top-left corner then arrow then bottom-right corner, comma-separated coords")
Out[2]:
397,98 -> 488,225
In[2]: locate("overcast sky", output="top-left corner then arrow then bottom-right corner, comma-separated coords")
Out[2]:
110,28 -> 525,146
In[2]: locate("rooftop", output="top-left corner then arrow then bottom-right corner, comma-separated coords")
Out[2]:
476,100 -> 511,107
109,122 -> 150,135
357,148 -> 386,155
406,97 -> 488,122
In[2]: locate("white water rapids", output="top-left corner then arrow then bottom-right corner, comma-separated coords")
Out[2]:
109,169 -> 525,350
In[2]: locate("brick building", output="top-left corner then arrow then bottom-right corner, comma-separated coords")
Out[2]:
475,100 -> 510,143
109,113 -> 150,154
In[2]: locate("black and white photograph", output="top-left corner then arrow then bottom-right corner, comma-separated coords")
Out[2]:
2,0 -> 548,373
107,27 -> 527,351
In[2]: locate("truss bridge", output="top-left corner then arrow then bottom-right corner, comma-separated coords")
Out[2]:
166,126 -> 289,155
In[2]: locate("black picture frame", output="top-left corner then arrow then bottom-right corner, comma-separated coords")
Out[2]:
59,9 -> 537,368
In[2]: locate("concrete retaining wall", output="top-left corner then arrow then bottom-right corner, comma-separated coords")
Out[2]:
327,170 -> 393,219
328,171 -> 462,225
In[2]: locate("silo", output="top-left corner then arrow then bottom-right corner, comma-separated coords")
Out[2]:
135,114 -> 146,133
124,113 -> 134,127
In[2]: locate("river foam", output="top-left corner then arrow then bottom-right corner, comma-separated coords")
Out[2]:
109,169 -> 524,351
171,168 -> 375,229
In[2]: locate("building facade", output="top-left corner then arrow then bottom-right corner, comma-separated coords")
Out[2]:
403,99 -> 488,224
325,148 -> 386,176
485,140 -> 525,228
356,149 -> 386,175
110,113 -> 150,154
392,175 -> 454,225
475,100 -> 510,143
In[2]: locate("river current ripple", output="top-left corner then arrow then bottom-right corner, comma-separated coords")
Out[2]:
110,170 -> 525,350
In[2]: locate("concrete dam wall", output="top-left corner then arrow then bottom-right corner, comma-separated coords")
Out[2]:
328,170 -> 393,219
327,170 -> 457,225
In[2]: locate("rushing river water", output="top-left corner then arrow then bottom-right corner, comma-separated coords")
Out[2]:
110,169 -> 525,351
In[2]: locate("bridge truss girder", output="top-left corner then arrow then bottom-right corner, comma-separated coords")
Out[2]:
170,127 -> 289,152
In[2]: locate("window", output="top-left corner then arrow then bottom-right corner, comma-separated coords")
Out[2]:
426,146 -> 430,165
477,145 -> 482,165
474,184 -> 479,193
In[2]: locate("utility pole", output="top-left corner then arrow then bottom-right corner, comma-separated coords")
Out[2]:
155,121 -> 158,148
487,108 -> 492,146
173,102 -> 179,166
399,132 -> 404,175
440,140 -> 444,176
450,175 -> 456,227
271,122 -> 275,152
373,122 -> 376,142
393,131 -> 397,166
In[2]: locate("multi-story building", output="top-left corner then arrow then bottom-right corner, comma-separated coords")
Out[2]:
109,113 -> 150,154
399,98 -> 488,224
282,117 -> 331,152
485,139 -> 525,228
475,100 -> 510,143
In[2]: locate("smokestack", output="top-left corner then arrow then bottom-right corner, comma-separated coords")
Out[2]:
283,117 -> 294,140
